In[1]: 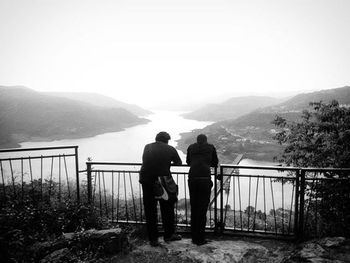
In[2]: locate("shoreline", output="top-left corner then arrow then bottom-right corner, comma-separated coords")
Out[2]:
0,119 -> 150,150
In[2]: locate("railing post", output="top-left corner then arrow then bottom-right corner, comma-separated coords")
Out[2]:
294,169 -> 300,239
86,162 -> 92,205
214,166 -> 218,234
74,146 -> 80,203
220,166 -> 224,235
298,169 -> 306,240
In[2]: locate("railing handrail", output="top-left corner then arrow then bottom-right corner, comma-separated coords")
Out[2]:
87,161 -> 143,166
222,164 -> 350,172
0,145 -> 78,153
86,161 -> 216,168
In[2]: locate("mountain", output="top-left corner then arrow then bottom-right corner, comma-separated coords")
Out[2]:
262,86 -> 350,112
182,96 -> 285,121
0,86 -> 149,148
45,92 -> 152,116
177,86 -> 350,163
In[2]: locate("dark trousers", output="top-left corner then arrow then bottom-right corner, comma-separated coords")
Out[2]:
142,182 -> 175,242
188,178 -> 213,243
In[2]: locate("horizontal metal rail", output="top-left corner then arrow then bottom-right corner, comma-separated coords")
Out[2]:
0,146 -> 80,203
0,154 -> 76,162
0,145 -> 78,152
225,164 -> 350,173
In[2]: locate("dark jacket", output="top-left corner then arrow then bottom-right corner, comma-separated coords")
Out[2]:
186,142 -> 218,179
140,141 -> 182,183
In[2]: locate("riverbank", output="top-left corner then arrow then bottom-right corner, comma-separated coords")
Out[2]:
0,119 -> 150,150
177,128 -> 283,164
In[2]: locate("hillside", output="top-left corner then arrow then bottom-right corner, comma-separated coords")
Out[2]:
177,86 -> 350,163
0,86 -> 149,148
45,92 -> 152,116
265,86 -> 350,112
182,96 -> 284,121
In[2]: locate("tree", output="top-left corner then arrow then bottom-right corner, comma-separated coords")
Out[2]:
244,205 -> 255,215
273,100 -> 350,169
273,100 -> 350,237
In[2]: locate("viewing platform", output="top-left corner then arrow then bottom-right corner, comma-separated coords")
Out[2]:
1,146 -> 349,240
1,145 -> 350,262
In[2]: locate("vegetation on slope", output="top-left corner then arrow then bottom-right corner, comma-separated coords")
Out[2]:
0,86 -> 149,148
182,96 -> 284,122
178,86 -> 350,163
46,91 -> 152,116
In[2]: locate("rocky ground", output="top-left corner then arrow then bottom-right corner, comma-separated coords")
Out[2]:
29,227 -> 350,262
112,235 -> 350,263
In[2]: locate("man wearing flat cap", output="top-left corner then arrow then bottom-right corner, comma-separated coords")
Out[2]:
140,131 -> 182,246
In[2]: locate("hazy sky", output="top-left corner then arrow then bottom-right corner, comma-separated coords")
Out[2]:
1,0 -> 349,108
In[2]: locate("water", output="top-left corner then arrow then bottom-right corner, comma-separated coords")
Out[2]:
19,111 -> 212,167
222,159 -> 295,212
1,111 -> 293,211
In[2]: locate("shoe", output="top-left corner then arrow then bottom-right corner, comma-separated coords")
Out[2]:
164,234 -> 182,242
193,239 -> 209,246
150,240 -> 160,247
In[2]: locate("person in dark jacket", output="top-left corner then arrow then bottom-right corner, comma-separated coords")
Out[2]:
186,134 -> 218,245
140,131 -> 182,246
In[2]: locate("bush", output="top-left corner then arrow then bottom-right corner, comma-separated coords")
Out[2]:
0,180 -> 108,262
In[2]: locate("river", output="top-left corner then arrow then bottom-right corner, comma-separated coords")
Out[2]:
2,111 -> 293,211
19,111 -> 212,167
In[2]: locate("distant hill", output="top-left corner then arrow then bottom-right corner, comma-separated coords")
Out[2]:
182,96 -> 285,121
45,92 -> 152,116
0,86 -> 149,148
177,86 -> 350,162
257,86 -> 350,114
227,86 -> 350,128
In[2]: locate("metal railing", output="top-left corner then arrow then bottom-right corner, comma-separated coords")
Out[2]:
0,146 -> 80,203
219,165 -> 300,238
85,162 -> 218,231
1,146 -> 349,239
86,162 -> 350,239
219,165 -> 350,239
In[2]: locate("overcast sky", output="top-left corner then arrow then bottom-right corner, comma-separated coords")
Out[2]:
0,0 -> 349,108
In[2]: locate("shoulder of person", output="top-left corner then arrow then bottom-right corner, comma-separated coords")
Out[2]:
186,143 -> 196,151
208,143 -> 216,149
169,144 -> 178,151
145,142 -> 155,148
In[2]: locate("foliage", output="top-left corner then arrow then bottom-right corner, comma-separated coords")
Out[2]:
272,100 -> 350,168
223,206 -> 294,234
0,180 -> 107,262
272,100 -> 350,237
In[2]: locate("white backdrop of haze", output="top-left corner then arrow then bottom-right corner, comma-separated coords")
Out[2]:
0,0 -> 349,109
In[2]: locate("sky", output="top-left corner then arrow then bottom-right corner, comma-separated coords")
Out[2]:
0,0 -> 349,109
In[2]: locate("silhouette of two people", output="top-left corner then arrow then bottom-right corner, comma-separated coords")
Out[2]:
140,132 -> 218,246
